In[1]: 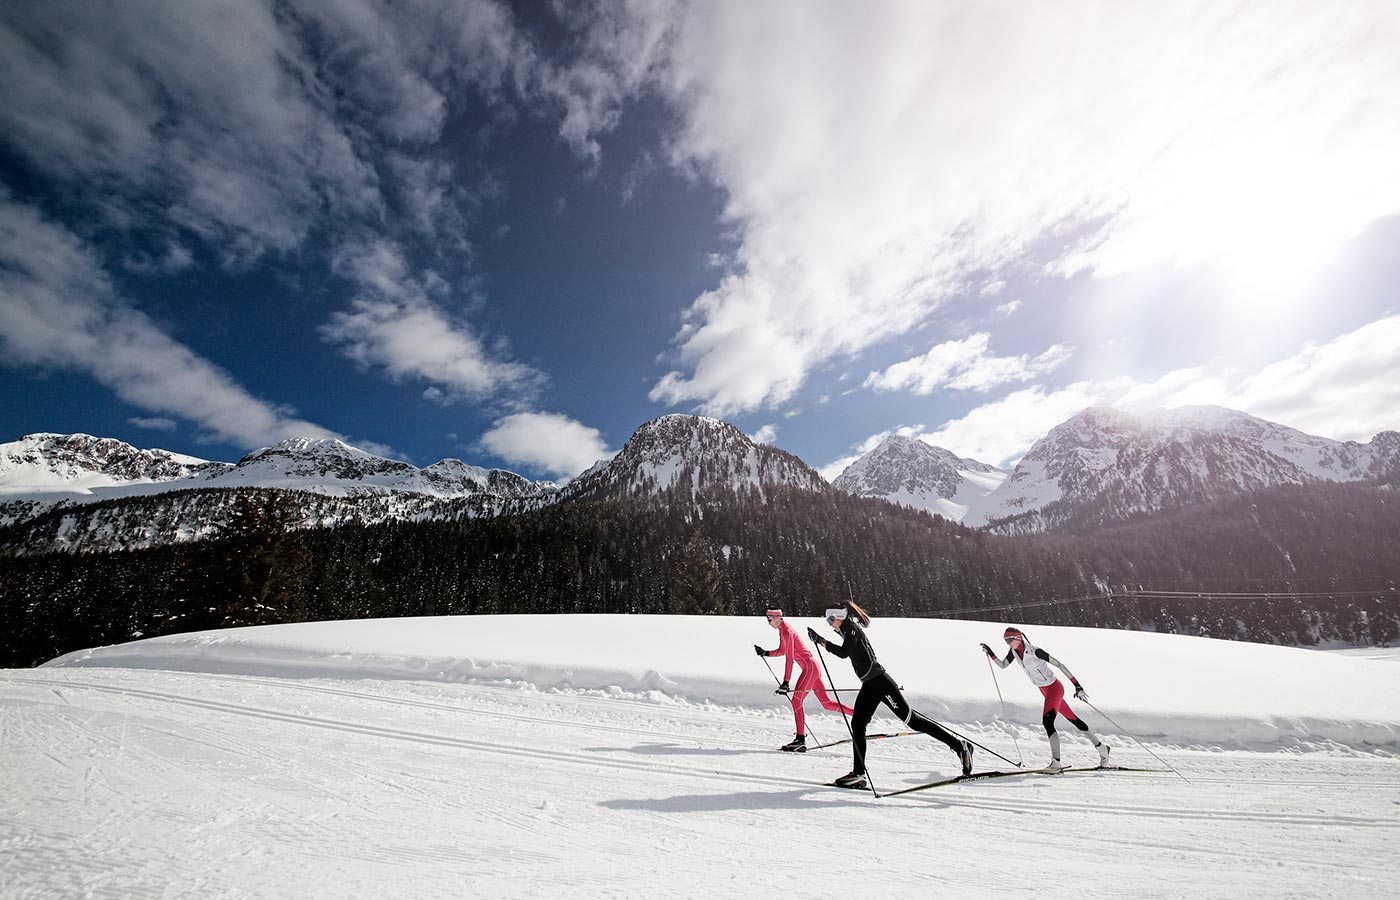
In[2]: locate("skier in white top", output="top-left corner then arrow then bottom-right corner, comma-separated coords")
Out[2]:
981,626 -> 1111,772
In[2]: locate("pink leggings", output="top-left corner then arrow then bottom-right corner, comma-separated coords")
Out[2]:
789,664 -> 855,734
1038,679 -> 1087,734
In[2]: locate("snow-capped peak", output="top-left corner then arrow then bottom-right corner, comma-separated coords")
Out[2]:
564,414 -> 827,499
0,432 -> 229,497
964,405 -> 1400,532
831,434 -> 1006,520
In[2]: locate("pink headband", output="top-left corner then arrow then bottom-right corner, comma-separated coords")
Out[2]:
764,609 -> 783,618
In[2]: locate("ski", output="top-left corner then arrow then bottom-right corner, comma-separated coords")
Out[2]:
805,731 -> 916,751
825,778 -> 869,791
879,767 -> 1052,796
879,764 -> 1169,797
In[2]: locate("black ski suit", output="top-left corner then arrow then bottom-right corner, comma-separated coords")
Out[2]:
812,618 -> 962,776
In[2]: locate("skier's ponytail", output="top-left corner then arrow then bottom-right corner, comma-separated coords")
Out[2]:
846,600 -> 871,627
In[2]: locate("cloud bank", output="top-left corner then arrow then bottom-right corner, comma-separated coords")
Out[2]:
633,1 -> 1400,415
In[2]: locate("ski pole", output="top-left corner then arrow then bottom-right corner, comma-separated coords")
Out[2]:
813,641 -> 879,799
985,654 -> 1024,767
760,654 -> 821,746
1085,699 -> 1191,785
933,721 -> 1022,769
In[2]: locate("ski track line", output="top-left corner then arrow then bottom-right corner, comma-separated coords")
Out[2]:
10,677 -> 857,800
13,673 -> 1396,810
887,782 -> 1400,827
1075,823 -> 1390,876
15,670 -> 798,757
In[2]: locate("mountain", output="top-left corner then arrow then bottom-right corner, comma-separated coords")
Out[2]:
0,433 -> 555,553
0,432 -> 230,498
562,414 -> 828,501
966,406 -> 1400,533
206,438 -> 548,499
831,434 -> 1006,520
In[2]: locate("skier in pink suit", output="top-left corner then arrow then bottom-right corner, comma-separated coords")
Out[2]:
755,608 -> 854,751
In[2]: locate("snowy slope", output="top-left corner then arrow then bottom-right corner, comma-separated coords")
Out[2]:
0,432 -> 230,501
4,616 -> 1397,899
964,405 -> 1400,531
43,615 -> 1400,749
0,433 -> 556,552
563,414 -> 827,500
832,434 -> 1007,520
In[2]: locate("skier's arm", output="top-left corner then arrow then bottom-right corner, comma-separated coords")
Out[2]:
807,626 -> 849,657
980,642 -> 1012,668
1038,648 -> 1087,696
779,625 -> 795,682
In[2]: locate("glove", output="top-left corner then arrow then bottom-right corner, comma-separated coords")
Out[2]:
807,627 -> 822,644
754,644 -> 766,657
1073,681 -> 1088,702
979,642 -> 994,658
776,681 -> 790,694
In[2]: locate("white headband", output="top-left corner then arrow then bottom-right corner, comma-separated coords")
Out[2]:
825,608 -> 847,621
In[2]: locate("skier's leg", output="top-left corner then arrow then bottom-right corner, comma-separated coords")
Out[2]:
801,667 -> 854,716
1061,702 -> 1099,743
848,682 -> 880,775
1041,682 -> 1065,767
879,678 -> 961,754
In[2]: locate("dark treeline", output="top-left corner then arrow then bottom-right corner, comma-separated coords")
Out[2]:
3,481 -> 1398,667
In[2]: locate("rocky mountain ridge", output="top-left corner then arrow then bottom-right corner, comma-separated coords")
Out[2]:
831,434 -> 1006,520
964,406 -> 1400,533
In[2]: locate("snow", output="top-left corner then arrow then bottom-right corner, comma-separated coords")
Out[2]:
4,615 -> 1399,898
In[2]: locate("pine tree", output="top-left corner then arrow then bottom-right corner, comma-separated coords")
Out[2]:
673,529 -> 725,615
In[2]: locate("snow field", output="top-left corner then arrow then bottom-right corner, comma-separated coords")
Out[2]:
3,615 -> 1398,898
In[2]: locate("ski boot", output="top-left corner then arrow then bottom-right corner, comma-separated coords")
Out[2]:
831,770 -> 868,789
1096,742 -> 1111,766
780,734 -> 807,753
958,740 -> 975,776
1044,758 -> 1067,774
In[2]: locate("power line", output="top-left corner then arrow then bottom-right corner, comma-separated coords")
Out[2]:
926,586 -> 1397,618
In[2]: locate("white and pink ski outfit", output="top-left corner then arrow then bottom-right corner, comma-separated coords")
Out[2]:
763,618 -> 853,734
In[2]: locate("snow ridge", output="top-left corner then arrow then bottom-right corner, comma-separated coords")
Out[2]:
0,433 -> 556,552
563,415 -> 828,501
965,406 -> 1400,531
832,434 -> 1006,520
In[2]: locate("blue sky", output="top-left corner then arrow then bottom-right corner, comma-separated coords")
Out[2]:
3,2 -> 1399,481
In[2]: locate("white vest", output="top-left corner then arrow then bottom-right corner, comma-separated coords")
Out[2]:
1015,637 -> 1057,687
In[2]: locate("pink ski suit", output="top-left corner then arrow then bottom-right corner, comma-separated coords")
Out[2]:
763,619 -> 854,734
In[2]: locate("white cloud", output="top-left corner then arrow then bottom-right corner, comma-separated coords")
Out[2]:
920,313 -> 1400,466
0,2 -> 560,266
993,300 -> 1021,318
865,334 -> 1071,395
321,239 -> 545,404
748,424 -> 778,445
1152,315 -> 1400,442
924,383 -> 1117,467
129,416 -> 178,432
479,412 -> 613,478
633,1 -> 1400,415
0,194 -> 359,450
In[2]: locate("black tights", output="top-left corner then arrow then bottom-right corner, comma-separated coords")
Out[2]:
1043,710 -> 1090,736
849,672 -> 961,775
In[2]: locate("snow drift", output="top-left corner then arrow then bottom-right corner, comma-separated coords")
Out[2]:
47,615 -> 1400,752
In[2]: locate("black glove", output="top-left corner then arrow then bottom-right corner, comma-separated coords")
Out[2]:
754,644 -> 766,657
776,681 -> 790,694
1073,681 -> 1089,702
980,642 -> 995,658
807,627 -> 822,644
